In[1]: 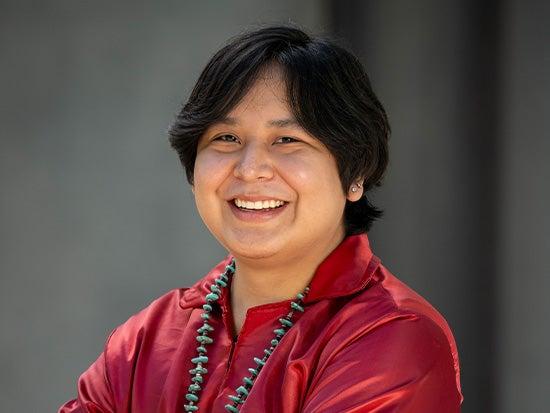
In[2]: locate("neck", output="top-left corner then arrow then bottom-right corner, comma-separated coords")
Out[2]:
229,229 -> 345,336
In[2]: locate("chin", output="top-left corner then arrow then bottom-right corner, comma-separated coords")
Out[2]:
223,231 -> 286,260
232,247 -> 278,260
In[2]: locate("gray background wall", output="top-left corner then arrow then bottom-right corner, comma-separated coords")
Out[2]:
0,1 -> 548,412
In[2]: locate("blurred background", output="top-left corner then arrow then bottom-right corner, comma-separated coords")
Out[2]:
1,1 -> 548,412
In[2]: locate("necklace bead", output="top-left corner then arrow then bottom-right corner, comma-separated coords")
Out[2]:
183,259 -> 311,412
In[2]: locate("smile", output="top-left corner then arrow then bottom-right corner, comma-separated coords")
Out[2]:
233,198 -> 286,210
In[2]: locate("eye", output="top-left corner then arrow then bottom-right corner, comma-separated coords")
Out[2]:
275,136 -> 300,144
213,134 -> 239,143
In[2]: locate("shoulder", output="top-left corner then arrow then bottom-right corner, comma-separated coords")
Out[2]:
107,288 -> 188,343
306,264 -> 463,407
304,306 -> 463,411
337,264 -> 458,338
103,288 -> 190,369
103,256 -> 232,363
373,264 -> 461,371
106,255 -> 233,348
328,278 -> 457,370
349,263 -> 463,400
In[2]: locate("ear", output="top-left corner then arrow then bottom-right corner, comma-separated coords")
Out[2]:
346,180 -> 365,202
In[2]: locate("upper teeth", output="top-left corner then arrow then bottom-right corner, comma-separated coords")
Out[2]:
234,199 -> 285,209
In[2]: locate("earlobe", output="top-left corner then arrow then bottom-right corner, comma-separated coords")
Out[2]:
347,182 -> 364,202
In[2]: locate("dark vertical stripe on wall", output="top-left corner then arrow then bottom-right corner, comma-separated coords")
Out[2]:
328,1 -> 501,412
454,2 -> 501,413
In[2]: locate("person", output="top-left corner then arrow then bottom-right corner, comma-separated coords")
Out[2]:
59,25 -> 463,413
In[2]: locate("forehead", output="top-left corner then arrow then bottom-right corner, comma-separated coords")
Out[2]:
228,64 -> 291,117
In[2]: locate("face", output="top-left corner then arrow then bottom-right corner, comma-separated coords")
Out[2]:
193,65 -> 363,264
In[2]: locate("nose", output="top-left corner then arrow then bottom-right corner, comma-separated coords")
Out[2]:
233,141 -> 274,182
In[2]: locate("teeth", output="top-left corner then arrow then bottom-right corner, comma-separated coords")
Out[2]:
234,198 -> 285,210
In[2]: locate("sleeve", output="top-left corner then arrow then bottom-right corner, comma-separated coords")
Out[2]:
301,315 -> 462,413
58,329 -> 118,413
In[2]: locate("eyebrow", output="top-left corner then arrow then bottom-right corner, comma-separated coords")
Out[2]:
215,116 -> 300,128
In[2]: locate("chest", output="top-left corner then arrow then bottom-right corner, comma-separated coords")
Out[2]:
132,306 -> 329,413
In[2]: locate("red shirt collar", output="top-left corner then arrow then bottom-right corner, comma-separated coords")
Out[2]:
179,233 -> 380,309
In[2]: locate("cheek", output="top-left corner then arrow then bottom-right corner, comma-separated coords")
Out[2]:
278,154 -> 346,214
194,151 -> 231,195
193,152 -> 233,225
277,153 -> 317,185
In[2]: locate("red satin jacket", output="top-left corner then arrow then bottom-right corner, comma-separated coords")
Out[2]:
59,234 -> 463,412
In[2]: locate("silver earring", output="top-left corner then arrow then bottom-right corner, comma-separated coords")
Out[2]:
351,186 -> 358,193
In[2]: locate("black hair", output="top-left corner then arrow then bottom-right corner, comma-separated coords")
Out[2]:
169,24 -> 390,234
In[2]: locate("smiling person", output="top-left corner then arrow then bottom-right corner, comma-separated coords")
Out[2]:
59,25 -> 463,413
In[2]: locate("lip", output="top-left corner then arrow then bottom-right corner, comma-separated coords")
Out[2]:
228,194 -> 288,203
227,200 -> 288,223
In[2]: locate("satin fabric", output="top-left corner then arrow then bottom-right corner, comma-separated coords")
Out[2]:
59,234 -> 463,412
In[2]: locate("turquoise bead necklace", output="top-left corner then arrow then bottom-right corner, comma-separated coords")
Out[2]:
183,258 -> 311,412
